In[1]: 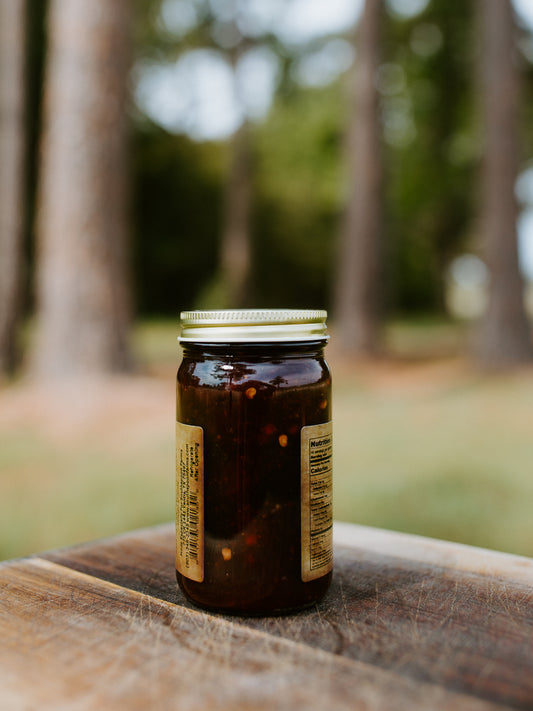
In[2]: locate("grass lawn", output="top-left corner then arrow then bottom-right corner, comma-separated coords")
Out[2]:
1,318 -> 532,560
333,362 -> 533,556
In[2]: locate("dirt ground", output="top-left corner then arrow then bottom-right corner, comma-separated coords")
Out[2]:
0,374 -> 175,447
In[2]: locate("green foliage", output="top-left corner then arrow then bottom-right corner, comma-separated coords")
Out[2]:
383,0 -> 478,313
132,122 -> 224,314
129,0 -> 490,316
251,84 -> 345,308
130,82 -> 347,314
24,1 -> 533,319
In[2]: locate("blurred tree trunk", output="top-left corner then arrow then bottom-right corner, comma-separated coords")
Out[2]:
0,0 -> 26,375
473,0 -> 532,367
334,0 -> 383,355
211,36 -> 252,310
32,0 -> 133,378
220,119 -> 252,308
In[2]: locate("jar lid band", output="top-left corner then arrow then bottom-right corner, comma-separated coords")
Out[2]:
179,309 -> 328,343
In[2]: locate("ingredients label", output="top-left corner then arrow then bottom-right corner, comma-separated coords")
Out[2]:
176,422 -> 204,582
301,422 -> 333,582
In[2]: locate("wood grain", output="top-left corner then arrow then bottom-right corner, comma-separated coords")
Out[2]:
1,522 -> 532,710
333,522 -> 533,585
0,557 -> 500,711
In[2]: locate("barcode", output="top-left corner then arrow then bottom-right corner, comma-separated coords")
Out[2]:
187,493 -> 199,559
176,423 -> 204,582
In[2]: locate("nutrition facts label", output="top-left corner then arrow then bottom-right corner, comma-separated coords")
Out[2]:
301,422 -> 333,582
176,422 -> 204,582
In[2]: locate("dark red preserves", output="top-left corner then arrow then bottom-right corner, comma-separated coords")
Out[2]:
176,336 -> 332,616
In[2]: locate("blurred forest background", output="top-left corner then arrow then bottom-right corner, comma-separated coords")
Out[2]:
1,0 -> 533,560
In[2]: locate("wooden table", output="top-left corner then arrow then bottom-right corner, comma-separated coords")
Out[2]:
1,522 -> 532,711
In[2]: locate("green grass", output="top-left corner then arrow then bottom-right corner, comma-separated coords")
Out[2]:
384,315 -> 468,358
333,371 -> 533,557
1,318 -> 532,560
133,318 -> 181,369
0,430 -> 174,560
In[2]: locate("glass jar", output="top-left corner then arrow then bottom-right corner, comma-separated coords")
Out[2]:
176,309 -> 332,615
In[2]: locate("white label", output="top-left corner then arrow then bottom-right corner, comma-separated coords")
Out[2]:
176,422 -> 204,582
301,421 -> 333,582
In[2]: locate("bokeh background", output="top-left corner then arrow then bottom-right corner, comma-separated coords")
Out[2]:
1,0 -> 533,560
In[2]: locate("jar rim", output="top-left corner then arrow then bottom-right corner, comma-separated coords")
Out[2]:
179,309 -> 328,343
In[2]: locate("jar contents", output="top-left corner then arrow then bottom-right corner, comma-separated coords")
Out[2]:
176,310 -> 332,615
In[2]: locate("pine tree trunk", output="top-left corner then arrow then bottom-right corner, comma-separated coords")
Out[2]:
0,0 -> 26,375
216,34 -> 253,310
474,0 -> 532,367
220,120 -> 252,308
334,0 -> 383,355
32,0 -> 133,378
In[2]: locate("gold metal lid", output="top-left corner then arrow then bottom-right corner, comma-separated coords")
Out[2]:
179,309 -> 328,343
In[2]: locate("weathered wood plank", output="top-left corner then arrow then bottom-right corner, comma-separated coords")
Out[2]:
41,522 -> 533,710
0,557 -> 504,711
333,522 -> 533,585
